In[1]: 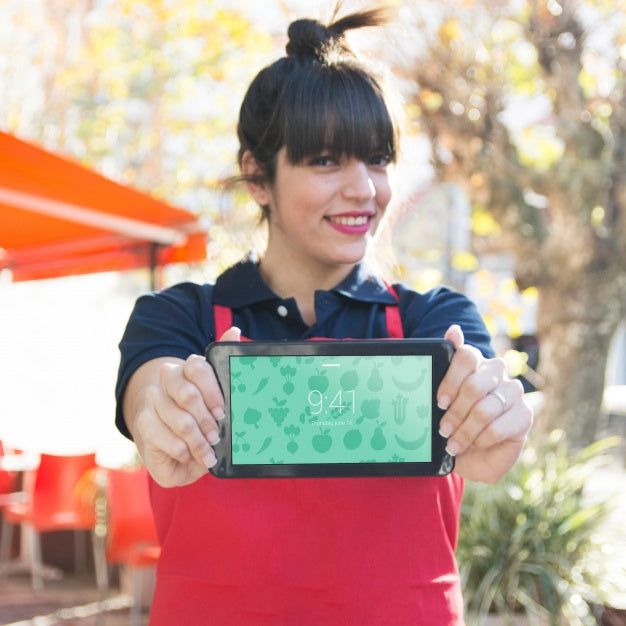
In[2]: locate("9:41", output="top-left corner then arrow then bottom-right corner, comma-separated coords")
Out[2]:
307,389 -> 355,415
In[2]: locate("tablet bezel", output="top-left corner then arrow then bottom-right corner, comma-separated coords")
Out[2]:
205,339 -> 455,478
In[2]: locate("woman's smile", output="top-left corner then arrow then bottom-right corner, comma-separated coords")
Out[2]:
324,212 -> 374,235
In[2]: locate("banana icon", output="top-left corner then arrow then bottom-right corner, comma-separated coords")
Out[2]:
392,369 -> 426,392
394,427 -> 428,451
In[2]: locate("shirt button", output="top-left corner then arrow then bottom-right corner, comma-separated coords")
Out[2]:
277,305 -> 288,317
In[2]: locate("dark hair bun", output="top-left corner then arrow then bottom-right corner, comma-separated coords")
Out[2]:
285,19 -> 337,60
285,8 -> 389,61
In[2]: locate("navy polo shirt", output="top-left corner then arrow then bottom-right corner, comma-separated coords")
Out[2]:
115,260 -> 493,439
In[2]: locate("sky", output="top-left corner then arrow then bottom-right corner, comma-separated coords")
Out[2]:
0,271 -> 141,465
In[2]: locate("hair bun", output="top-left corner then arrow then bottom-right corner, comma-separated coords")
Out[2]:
285,9 -> 389,62
285,18 -> 340,60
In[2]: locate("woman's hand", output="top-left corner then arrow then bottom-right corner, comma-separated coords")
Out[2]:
123,327 -> 241,488
437,325 -> 533,483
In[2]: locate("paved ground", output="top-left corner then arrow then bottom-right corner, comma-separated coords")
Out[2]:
585,459 -> 626,612
0,572 -> 149,626
0,461 -> 623,626
1,570 -> 624,626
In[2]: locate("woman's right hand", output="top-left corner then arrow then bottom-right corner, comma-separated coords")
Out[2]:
123,327 -> 241,487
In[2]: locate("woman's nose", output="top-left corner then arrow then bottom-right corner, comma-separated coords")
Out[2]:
342,159 -> 375,201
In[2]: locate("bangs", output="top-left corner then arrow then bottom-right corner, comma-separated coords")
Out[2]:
282,66 -> 397,164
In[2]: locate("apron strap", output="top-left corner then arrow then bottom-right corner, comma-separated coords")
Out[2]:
213,303 -> 234,340
384,283 -> 404,339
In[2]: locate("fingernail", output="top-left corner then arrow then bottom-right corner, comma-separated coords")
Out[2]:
204,451 -> 217,468
212,407 -> 225,421
437,395 -> 451,411
208,430 -> 220,445
439,421 -> 453,438
446,441 -> 460,457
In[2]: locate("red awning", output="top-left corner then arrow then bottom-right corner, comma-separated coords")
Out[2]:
0,130 -> 207,282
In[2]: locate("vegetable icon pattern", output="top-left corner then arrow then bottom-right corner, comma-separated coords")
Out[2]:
370,421 -> 387,450
340,369 -> 358,390
391,369 -> 426,392
243,408 -> 262,429
229,354 -> 433,465
343,428 -> 363,450
284,425 -> 300,454
394,428 -> 429,451
312,428 -> 333,453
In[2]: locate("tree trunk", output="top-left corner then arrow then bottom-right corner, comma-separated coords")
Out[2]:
534,273 -> 624,446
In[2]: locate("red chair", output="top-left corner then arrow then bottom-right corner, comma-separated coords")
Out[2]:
0,440 -> 18,496
94,466 -> 160,625
0,452 -> 97,590
0,440 -> 20,567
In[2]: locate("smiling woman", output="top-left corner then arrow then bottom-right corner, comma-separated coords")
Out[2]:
114,5 -> 532,625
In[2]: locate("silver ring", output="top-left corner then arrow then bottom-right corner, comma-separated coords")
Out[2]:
490,390 -> 508,412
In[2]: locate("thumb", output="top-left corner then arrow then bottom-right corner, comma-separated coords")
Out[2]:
444,324 -> 464,350
219,326 -> 242,342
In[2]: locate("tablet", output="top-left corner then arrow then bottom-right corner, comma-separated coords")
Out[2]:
205,339 -> 455,478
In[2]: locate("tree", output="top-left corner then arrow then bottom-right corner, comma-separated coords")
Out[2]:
402,0 -> 626,445
0,0 -> 275,277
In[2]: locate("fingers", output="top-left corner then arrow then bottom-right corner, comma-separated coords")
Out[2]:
437,324 -> 532,465
440,357 -> 506,427
220,326 -> 241,342
453,393 -> 534,482
156,366 -> 219,468
437,341 -> 485,413
136,388 -> 216,468
181,355 -> 226,423
443,323 -> 464,349
133,399 -> 210,488
153,326 -> 242,469
442,377 -> 526,457
472,383 -> 531,449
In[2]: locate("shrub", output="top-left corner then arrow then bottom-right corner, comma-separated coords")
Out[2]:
457,430 -> 623,626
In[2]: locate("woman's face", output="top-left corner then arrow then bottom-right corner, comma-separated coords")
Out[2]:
261,147 -> 393,271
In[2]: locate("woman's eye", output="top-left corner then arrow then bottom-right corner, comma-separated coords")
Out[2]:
309,154 -> 337,167
369,153 -> 392,167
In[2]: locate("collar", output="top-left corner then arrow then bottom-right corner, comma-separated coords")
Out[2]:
213,259 -> 397,308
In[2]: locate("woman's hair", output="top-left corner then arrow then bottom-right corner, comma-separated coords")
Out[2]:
236,6 -> 399,217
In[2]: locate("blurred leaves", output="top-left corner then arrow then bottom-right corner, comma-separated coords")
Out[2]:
516,126 -> 565,172
0,0 -> 275,279
458,430 -> 624,625
402,0 -> 626,445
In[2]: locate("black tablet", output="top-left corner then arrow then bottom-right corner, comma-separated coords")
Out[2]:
205,339 -> 455,478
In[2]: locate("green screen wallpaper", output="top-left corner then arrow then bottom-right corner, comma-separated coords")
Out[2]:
229,354 -> 432,465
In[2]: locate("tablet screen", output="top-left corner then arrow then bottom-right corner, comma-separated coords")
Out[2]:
229,353 -> 432,465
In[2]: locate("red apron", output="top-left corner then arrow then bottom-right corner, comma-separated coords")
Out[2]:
148,295 -> 465,625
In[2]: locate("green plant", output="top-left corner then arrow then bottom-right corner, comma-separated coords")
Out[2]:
457,430 -> 623,626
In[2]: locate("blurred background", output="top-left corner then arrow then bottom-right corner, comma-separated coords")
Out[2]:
0,0 -> 625,624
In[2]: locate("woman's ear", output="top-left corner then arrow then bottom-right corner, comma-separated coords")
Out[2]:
241,150 -> 271,207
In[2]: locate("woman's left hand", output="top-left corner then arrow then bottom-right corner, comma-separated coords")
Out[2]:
437,325 -> 534,483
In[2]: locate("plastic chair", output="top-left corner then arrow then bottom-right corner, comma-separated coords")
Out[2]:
0,440 -> 19,564
0,440 -> 18,496
93,466 -> 160,625
0,452 -> 97,590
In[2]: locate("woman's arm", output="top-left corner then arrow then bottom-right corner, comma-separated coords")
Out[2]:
122,327 -> 241,487
438,325 -> 533,483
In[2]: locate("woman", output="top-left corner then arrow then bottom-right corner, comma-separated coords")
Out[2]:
115,7 -> 532,625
